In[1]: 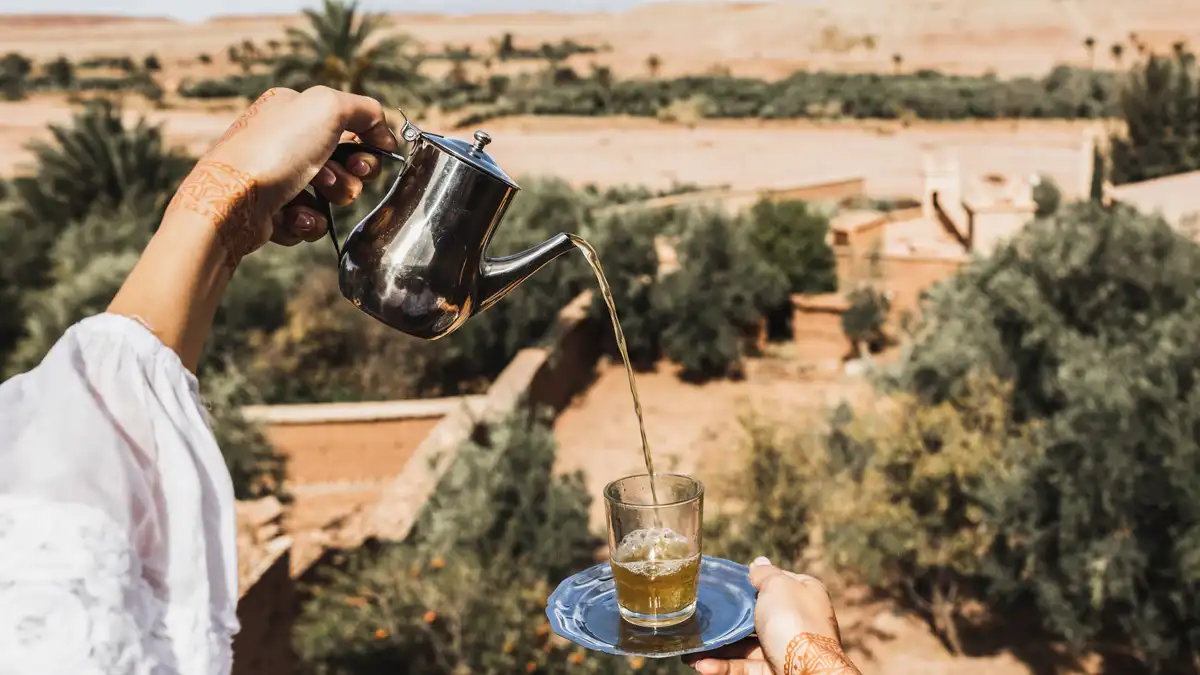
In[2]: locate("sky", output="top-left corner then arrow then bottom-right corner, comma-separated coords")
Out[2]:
0,0 -> 725,22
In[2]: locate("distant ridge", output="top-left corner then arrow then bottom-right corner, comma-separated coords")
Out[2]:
0,14 -> 174,26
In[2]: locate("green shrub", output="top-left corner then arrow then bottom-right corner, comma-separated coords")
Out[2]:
178,74 -> 271,99
0,76 -> 24,101
1032,175 -> 1062,217
841,286 -> 890,355
1110,54 -> 1200,185
1,52 -> 32,79
887,201 -> 1200,669
78,55 -> 135,71
203,365 -> 288,501
745,198 -> 837,338
295,406 -> 681,675
0,98 -> 189,366
5,250 -> 139,376
704,413 -> 816,569
43,56 -> 74,88
0,194 -> 160,375
654,208 -> 788,380
143,54 -> 162,71
817,376 -> 1038,655
583,209 -> 665,369
242,263 -> 429,403
443,65 -> 1118,125
746,199 -> 837,295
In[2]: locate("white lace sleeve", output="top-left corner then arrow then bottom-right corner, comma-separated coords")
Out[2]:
0,314 -> 240,675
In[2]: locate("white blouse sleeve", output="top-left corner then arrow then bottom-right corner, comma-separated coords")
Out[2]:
0,313 -> 240,675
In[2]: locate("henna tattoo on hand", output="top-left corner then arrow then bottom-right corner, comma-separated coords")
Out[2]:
166,160 -> 262,273
783,633 -> 861,675
213,88 -> 277,149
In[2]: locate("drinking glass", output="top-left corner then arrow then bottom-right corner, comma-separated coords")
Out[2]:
604,473 -> 704,628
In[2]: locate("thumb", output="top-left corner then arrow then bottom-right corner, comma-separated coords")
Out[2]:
748,556 -> 784,591
691,658 -> 772,675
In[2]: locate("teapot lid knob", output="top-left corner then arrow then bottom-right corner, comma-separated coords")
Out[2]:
471,130 -> 492,153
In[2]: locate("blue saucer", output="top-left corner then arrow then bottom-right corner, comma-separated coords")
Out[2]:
546,556 -> 757,658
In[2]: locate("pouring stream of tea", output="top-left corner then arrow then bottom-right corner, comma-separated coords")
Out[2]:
568,235 -> 661,509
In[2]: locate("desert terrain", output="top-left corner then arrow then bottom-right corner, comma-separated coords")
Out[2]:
2,0 -> 1190,192
4,0 -> 1200,78
0,97 -> 1101,198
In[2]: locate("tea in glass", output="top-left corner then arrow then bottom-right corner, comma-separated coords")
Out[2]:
605,474 -> 704,628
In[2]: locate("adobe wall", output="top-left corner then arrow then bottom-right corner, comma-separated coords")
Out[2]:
597,177 -> 866,217
260,417 -> 441,485
232,539 -> 294,675
792,295 -> 851,363
835,249 -> 965,318
764,177 -> 865,204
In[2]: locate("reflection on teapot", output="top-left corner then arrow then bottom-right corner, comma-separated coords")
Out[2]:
316,110 -> 576,340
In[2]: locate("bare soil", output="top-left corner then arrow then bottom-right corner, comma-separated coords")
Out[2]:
0,99 -> 1102,202
3,0 -> 1199,79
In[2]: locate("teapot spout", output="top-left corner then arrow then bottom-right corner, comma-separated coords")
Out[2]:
476,233 -> 577,314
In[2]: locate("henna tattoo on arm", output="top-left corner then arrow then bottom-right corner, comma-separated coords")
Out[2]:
166,160 -> 263,273
783,633 -> 861,675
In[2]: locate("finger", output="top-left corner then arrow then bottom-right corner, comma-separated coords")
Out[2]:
682,638 -> 762,665
280,190 -> 329,242
311,87 -> 399,151
310,159 -> 363,207
270,227 -> 303,247
341,151 -> 381,180
280,204 -> 328,243
749,561 -> 787,592
689,658 -> 770,675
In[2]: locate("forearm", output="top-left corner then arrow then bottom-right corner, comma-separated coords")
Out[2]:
783,633 -> 861,675
107,154 -> 267,372
106,210 -> 235,373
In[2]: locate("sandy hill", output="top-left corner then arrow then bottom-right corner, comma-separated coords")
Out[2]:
2,0 -> 1199,78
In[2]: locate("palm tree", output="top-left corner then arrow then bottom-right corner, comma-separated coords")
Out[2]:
892,52 -> 904,75
1111,42 -> 1125,68
1,99 -> 190,369
647,53 -> 662,78
9,99 -> 190,231
274,0 -> 423,100
1084,36 -> 1096,68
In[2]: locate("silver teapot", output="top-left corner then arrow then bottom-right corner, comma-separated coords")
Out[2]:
317,112 -> 576,340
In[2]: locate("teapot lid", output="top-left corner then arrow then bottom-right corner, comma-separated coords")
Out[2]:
421,129 -> 519,190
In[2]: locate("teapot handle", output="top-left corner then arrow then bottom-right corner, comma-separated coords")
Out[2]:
311,141 -> 407,259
